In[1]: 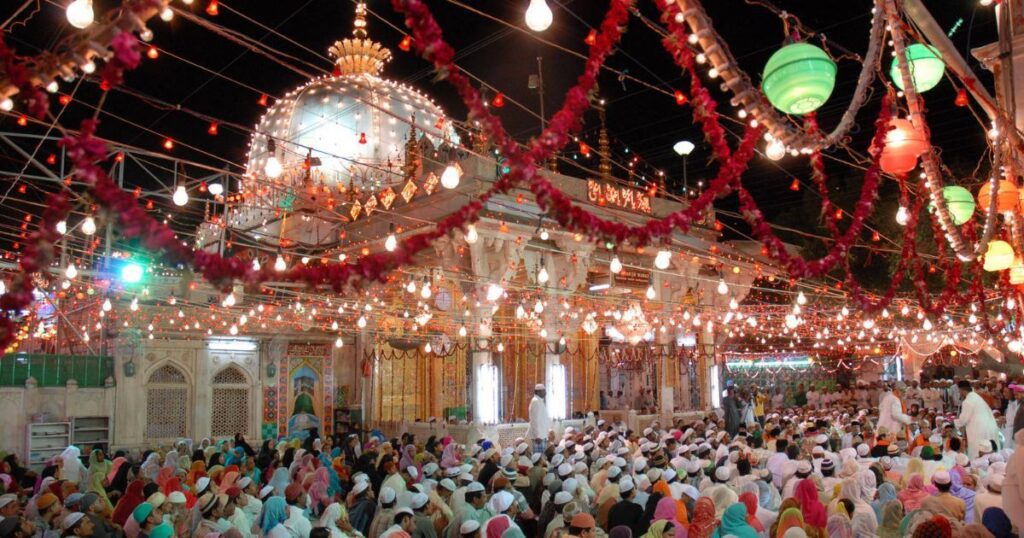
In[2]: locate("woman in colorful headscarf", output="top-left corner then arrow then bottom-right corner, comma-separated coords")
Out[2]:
261,496 -> 291,538
163,450 -> 179,471
851,512 -> 878,538
898,473 -> 930,512
269,467 -> 291,497
793,479 -> 827,529
737,492 -> 764,534
706,484 -> 738,519
107,457 -> 130,498
398,445 -> 417,474
318,502 -> 354,538
60,446 -> 88,485
687,497 -> 718,538
140,453 -> 162,482
825,515 -> 853,538
186,460 -> 206,489
949,471 -> 977,523
112,480 -> 146,526
772,508 -> 804,538
901,458 -> 926,488
87,449 -> 113,511
872,482 -> 898,522
877,500 -> 904,538
440,442 -> 461,470
651,496 -> 682,532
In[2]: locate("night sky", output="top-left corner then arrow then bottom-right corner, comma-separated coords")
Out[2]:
0,0 -> 999,247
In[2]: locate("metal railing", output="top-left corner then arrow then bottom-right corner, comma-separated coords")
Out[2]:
0,354 -> 114,387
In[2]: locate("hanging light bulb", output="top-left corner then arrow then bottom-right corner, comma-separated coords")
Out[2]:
486,283 -> 504,302
406,280 -> 417,294
82,216 -> 96,235
465,225 -> 478,244
765,138 -> 786,160
384,226 -> 398,252
130,297 -> 139,311
424,342 -> 433,354
534,299 -> 545,314
539,229 -> 549,241
274,253 -> 287,272
252,258 -> 261,271
610,256 -> 623,274
646,284 -> 656,300
537,259 -> 549,284
56,220 -> 67,234
923,318 -> 933,330
264,139 -> 283,179
335,336 -> 344,348
207,182 -> 224,196
459,325 -> 468,337
729,297 -> 739,310
441,163 -> 462,189
654,249 -> 672,270
524,0 -> 553,31
101,298 -> 112,312
222,292 -> 236,307
796,291 -> 807,305
420,279 -> 432,299
717,278 -> 728,295
66,0 -> 95,29
895,205 -> 909,226
65,263 -> 78,279
172,185 -> 189,206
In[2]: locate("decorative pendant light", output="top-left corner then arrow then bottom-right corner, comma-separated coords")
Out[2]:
891,44 -> 944,93
761,42 -> 837,115
928,186 -> 975,225
982,240 -> 1015,272
879,118 -> 928,175
978,179 -> 1019,215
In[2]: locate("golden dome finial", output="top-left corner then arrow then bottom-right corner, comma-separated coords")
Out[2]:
329,1 -> 392,76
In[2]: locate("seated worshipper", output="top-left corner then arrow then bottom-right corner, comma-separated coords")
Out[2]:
370,488 -> 397,538
318,503 -> 360,538
131,502 -> 160,538
457,521 -> 479,538
566,513 -> 597,538
349,479 -> 378,536
898,474 -> 931,512
284,484 -> 314,538
79,493 -> 117,538
261,497 -> 292,538
974,473 -> 1004,524
920,470 -> 966,521
381,509 -> 416,538
409,493 -> 436,538
605,477 -> 643,536
982,507 -> 1014,538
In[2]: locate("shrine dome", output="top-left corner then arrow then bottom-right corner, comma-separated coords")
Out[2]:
220,3 -> 459,249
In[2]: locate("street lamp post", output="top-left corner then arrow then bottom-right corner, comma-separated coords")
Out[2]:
673,140 -> 695,195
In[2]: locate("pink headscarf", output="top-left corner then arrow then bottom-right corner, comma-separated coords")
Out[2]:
485,515 -> 511,538
794,478 -> 828,528
652,496 -> 682,530
897,474 -> 931,512
107,457 -> 127,485
441,443 -> 462,469
219,471 -> 239,491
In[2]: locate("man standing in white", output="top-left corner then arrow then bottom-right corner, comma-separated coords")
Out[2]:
876,382 -> 913,436
955,379 -> 1001,458
526,383 -> 551,454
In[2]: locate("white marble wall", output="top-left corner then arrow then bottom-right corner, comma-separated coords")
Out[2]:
0,384 -> 115,459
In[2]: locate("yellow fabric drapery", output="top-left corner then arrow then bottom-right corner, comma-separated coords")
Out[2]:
371,342 -> 468,422
572,329 -> 600,414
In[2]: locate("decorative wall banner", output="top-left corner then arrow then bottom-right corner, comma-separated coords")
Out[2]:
276,342 -> 334,440
586,179 -> 653,214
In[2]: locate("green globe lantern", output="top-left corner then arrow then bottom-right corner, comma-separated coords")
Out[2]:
762,42 -> 837,115
928,185 -> 975,225
890,44 -> 944,93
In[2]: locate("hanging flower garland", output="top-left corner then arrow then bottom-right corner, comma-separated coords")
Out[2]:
735,97 -> 893,279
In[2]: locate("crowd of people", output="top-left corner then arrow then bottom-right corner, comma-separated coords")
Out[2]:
0,378 -> 1021,538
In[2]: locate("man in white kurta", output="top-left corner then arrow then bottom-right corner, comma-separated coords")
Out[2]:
525,384 -> 551,454
955,380 -> 1002,458
877,383 -> 913,437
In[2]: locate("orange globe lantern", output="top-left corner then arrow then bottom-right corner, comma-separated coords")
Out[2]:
880,119 -> 928,175
978,179 -> 1019,214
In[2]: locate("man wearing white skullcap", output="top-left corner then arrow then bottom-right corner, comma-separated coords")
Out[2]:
369,487 -> 398,538
526,384 -> 551,454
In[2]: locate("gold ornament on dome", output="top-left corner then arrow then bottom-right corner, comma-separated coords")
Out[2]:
350,199 -> 362,220
379,187 -> 397,210
401,179 -> 418,203
328,2 -> 392,77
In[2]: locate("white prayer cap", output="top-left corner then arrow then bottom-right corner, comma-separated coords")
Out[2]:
619,477 -> 635,493
352,480 -> 369,495
406,466 -> 419,479
856,444 -> 869,457
489,491 -> 514,513
987,473 -> 1005,493
259,486 -> 274,500
664,469 -> 677,482
167,492 -> 186,504
607,466 -> 621,479
516,443 -> 529,455
380,487 -> 397,504
535,384 -> 546,391
196,477 -> 211,494
446,467 -> 462,478
554,491 -> 572,505
932,470 -> 952,485
0,495 -> 16,509
237,477 -> 252,489
439,479 -> 456,492
410,493 -> 429,510
466,482 -> 485,493
62,513 -> 86,530
423,463 -> 439,476
460,521 -> 481,535
797,461 -> 812,474
714,466 -> 731,481
562,478 -> 578,493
